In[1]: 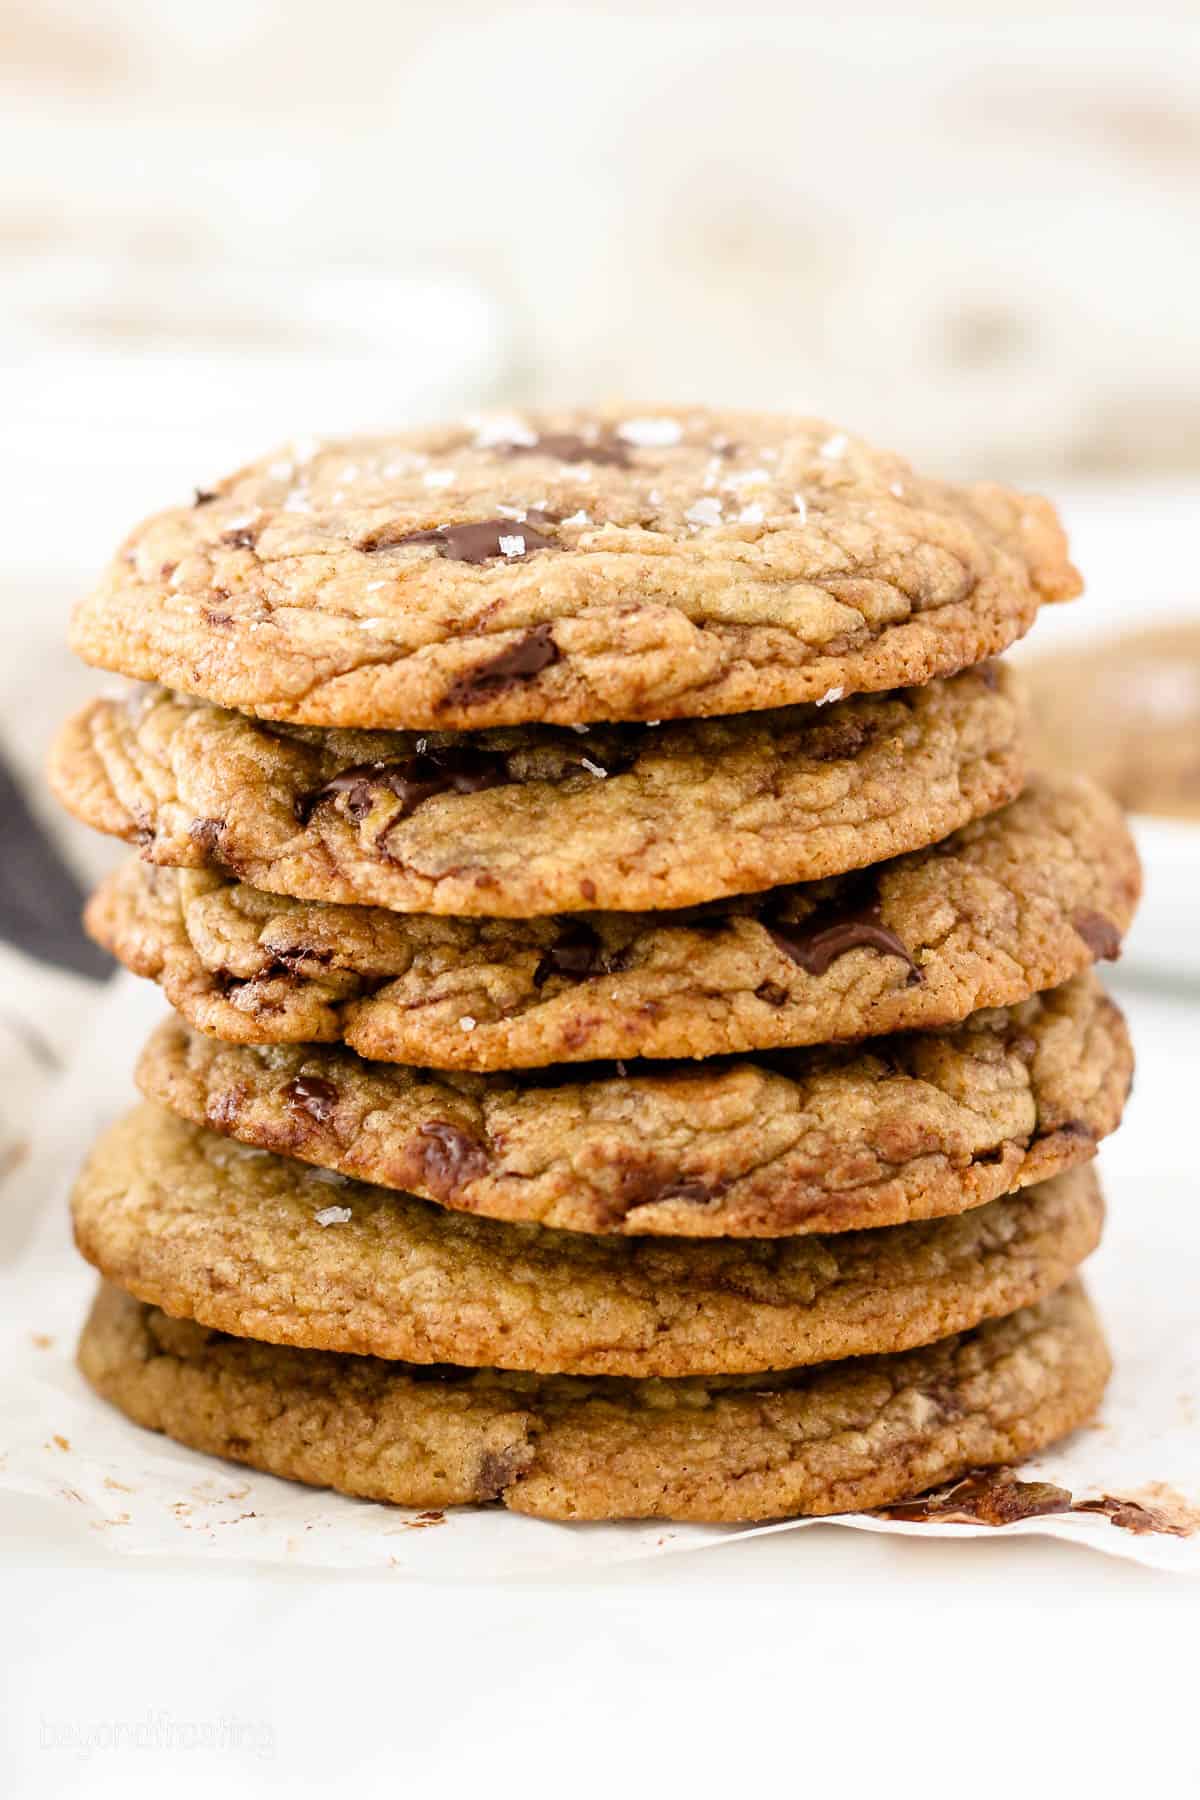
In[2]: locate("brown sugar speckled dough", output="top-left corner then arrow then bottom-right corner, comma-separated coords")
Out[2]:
135,974 -> 1131,1236
48,668 -> 1025,917
88,774 -> 1140,1069
71,1106 -> 1104,1378
67,408 -> 1080,731
77,1279 -> 1110,1522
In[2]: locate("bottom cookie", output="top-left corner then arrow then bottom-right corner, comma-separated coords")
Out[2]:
78,1279 -> 1108,1523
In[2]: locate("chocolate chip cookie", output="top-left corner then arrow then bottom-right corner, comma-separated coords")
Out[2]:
72,1104 -> 1103,1378
77,1278 -> 1110,1521
135,974 -> 1130,1236
68,409 -> 1079,731
88,774 -> 1139,1068
48,668 -> 1025,917
1026,621 -> 1200,820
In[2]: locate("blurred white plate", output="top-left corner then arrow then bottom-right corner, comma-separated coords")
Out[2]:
1122,815 -> 1200,983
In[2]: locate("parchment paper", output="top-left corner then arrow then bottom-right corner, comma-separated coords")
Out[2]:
2,976 -> 1196,1578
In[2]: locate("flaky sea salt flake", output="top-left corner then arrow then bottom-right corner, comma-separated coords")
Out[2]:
314,1205 -> 352,1228
685,497 -> 723,528
819,433 -> 848,460
498,534 -> 526,558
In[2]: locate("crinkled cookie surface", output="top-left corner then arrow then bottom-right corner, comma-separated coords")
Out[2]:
135,974 -> 1131,1236
88,774 -> 1138,1067
49,667 -> 1025,916
69,408 -> 1079,730
78,1279 -> 1109,1521
72,1104 -> 1103,1377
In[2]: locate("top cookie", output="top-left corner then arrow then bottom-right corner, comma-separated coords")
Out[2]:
69,408 -> 1079,730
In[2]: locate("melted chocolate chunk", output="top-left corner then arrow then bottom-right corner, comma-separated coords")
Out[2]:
1072,909 -> 1122,962
282,1074 -> 339,1123
296,743 -> 512,826
565,728 -> 644,778
532,920 -> 627,988
766,894 -> 917,981
501,431 -> 630,468
189,817 -> 225,859
413,1121 -> 489,1196
473,1446 -> 531,1503
617,1173 -> 722,1218
260,942 -> 335,976
442,624 -> 561,708
881,1470 -> 1074,1526
221,527 -> 258,550
803,715 -> 880,764
1072,1495 -> 1190,1538
387,518 -> 557,563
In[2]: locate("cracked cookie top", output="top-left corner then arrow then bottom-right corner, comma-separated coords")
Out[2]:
71,1106 -> 1103,1378
48,665 -> 1024,917
87,774 -> 1140,1068
68,408 -> 1079,730
78,1279 -> 1109,1521
134,974 -> 1131,1236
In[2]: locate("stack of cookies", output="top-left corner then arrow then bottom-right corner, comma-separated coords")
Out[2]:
48,409 -> 1140,1523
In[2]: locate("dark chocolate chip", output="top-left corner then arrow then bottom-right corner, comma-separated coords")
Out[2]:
1072,909 -> 1122,962
383,518 -> 557,563
189,817 -> 226,859
282,1073 -> 339,1123
473,1445 -> 530,1503
501,431 -> 630,468
441,624 -> 561,708
221,527 -> 258,550
193,488 -> 218,506
296,744 -> 512,827
766,895 -> 917,981
532,920 -> 623,988
413,1121 -> 489,1196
